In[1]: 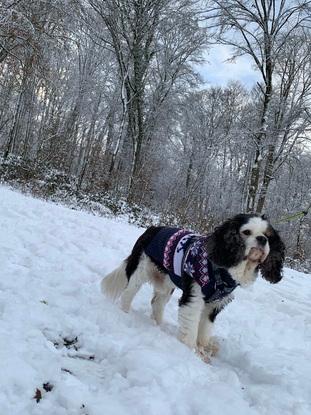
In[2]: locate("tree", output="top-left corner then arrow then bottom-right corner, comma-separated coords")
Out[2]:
208,0 -> 311,212
84,0 -> 206,199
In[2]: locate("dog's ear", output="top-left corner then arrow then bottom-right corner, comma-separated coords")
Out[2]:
207,217 -> 245,268
260,225 -> 285,284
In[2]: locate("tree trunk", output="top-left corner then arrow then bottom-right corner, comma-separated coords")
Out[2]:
256,144 -> 275,213
246,57 -> 273,212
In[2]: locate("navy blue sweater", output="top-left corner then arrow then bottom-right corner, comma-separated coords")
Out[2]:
144,227 -> 238,302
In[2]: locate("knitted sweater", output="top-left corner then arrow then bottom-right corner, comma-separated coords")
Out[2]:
144,227 -> 238,302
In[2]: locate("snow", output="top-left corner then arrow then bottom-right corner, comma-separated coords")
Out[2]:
0,185 -> 311,415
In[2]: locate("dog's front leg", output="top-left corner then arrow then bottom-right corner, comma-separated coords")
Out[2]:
178,283 -> 204,350
197,304 -> 220,357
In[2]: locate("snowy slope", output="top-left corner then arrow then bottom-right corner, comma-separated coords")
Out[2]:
0,186 -> 310,415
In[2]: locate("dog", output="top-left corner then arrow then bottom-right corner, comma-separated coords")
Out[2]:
101,214 -> 285,361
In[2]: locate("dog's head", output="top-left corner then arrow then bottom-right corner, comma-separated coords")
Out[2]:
207,214 -> 285,283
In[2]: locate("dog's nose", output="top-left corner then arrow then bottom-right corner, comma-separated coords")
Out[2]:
256,236 -> 267,246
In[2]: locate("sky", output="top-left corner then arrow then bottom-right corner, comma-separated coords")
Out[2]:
198,44 -> 261,89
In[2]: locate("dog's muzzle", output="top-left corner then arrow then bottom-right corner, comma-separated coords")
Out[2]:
248,247 -> 268,263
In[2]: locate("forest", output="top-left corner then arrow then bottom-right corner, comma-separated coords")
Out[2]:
0,0 -> 310,269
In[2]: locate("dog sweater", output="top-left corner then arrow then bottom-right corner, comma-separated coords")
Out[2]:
144,227 -> 238,302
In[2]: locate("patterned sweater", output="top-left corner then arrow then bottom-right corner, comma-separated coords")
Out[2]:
144,227 -> 238,302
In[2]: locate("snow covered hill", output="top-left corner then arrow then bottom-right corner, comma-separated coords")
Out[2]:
0,186 -> 310,415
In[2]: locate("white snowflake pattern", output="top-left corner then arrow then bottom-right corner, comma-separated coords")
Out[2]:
183,261 -> 195,277
189,241 -> 200,256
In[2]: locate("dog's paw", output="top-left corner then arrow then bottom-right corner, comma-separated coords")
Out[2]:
196,346 -> 211,364
206,336 -> 220,356
197,336 -> 220,357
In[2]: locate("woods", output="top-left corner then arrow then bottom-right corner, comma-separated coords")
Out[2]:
0,0 -> 311,266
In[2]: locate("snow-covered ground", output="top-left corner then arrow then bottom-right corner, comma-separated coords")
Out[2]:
0,186 -> 310,415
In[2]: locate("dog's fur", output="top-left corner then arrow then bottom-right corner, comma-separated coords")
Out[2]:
101,214 -> 285,360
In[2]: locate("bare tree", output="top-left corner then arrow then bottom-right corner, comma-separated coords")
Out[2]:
84,0 -> 206,199
208,0 -> 311,212
256,29 -> 311,211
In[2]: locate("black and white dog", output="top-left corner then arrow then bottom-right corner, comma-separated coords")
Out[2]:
101,214 -> 285,361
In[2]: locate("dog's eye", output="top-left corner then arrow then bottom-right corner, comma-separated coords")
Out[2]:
242,230 -> 251,236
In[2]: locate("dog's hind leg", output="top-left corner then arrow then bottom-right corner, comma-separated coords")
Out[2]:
120,273 -> 143,313
120,253 -> 150,312
151,287 -> 174,325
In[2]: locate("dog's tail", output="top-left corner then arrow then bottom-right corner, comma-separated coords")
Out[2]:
101,261 -> 128,301
101,226 -> 163,301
